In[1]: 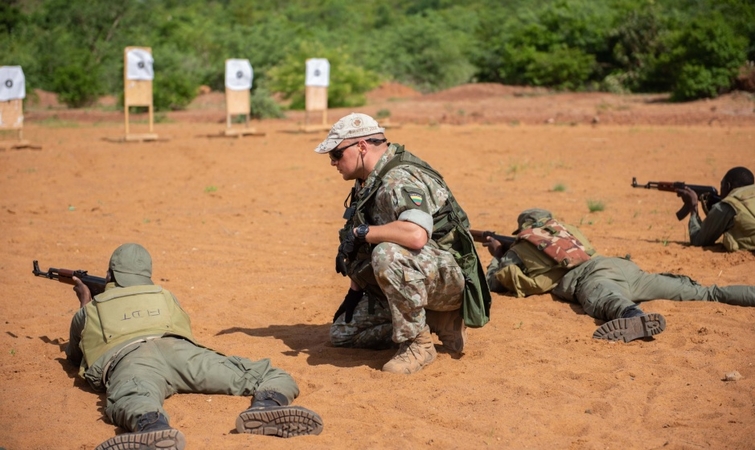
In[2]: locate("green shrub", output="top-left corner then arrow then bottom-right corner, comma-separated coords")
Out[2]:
153,71 -> 196,111
551,183 -> 566,192
250,88 -> 285,119
606,8 -> 664,92
151,47 -> 201,111
662,15 -> 747,101
52,62 -> 102,108
267,41 -> 380,110
525,45 -> 595,90
587,199 -> 605,212
370,10 -> 476,92
473,1 -> 611,88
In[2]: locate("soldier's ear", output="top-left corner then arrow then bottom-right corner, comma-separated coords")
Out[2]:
721,179 -> 731,196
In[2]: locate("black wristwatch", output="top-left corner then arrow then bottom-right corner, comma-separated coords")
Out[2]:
355,224 -> 370,240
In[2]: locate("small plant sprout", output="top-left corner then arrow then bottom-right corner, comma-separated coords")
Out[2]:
587,199 -> 605,212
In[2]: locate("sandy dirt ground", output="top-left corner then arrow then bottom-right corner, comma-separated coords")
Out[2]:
1,85 -> 755,450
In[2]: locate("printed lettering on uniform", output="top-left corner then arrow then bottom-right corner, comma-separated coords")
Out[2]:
120,308 -> 162,320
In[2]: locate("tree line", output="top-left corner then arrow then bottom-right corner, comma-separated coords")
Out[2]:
1,0 -> 753,115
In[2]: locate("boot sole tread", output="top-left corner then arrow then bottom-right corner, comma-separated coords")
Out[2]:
236,405 -> 324,437
593,313 -> 666,343
95,428 -> 185,450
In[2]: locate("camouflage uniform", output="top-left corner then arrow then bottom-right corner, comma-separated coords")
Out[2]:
331,144 -> 465,348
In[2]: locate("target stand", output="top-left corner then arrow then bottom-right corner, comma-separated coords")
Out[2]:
219,87 -> 265,138
109,46 -> 161,143
0,66 -> 40,150
0,99 -> 35,149
298,58 -> 331,133
299,85 -> 331,133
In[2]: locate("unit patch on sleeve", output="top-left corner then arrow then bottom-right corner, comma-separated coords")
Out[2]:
401,188 -> 428,211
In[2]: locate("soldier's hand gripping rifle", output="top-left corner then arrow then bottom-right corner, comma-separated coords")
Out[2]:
32,260 -> 107,296
469,230 -> 516,248
631,177 -> 722,220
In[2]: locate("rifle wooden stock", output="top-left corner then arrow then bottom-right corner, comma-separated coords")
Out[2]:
469,229 -> 516,247
631,177 -> 722,220
32,260 -> 107,296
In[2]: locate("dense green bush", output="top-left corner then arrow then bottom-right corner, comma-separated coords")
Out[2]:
366,9 -> 477,92
671,18 -> 746,100
250,88 -> 285,119
525,45 -> 595,90
150,46 -> 203,111
605,8 -> 664,92
473,0 -> 610,89
267,41 -> 380,110
52,62 -> 103,108
659,14 -> 747,101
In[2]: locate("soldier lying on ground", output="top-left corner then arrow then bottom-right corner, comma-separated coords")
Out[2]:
483,209 -> 755,343
677,166 -> 755,251
66,243 -> 323,450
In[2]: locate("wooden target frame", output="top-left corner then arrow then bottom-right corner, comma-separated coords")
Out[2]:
226,87 -> 250,127
301,86 -> 329,132
0,98 -> 23,139
222,87 -> 264,138
122,46 -> 158,142
299,58 -> 331,132
0,98 -> 37,149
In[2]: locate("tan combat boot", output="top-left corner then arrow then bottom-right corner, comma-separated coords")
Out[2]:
382,325 -> 437,374
425,309 -> 466,354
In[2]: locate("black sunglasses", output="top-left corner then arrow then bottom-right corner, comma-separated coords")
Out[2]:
328,141 -> 360,162
329,138 -> 388,162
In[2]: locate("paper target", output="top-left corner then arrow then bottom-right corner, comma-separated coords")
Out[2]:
0,66 -> 26,101
305,58 -> 330,87
126,49 -> 154,80
225,59 -> 253,91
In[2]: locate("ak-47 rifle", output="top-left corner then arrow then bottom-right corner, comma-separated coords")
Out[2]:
469,229 -> 516,248
631,177 -> 722,220
32,260 -> 107,296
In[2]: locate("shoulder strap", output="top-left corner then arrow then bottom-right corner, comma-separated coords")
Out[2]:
377,145 -> 444,181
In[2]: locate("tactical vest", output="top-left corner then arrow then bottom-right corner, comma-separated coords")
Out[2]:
499,221 -> 596,297
497,242 -> 570,297
339,145 -> 491,327
516,219 -> 593,269
721,184 -> 755,251
80,285 -> 195,368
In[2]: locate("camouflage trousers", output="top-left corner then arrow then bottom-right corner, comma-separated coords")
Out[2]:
331,242 -> 464,348
554,257 -> 755,321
